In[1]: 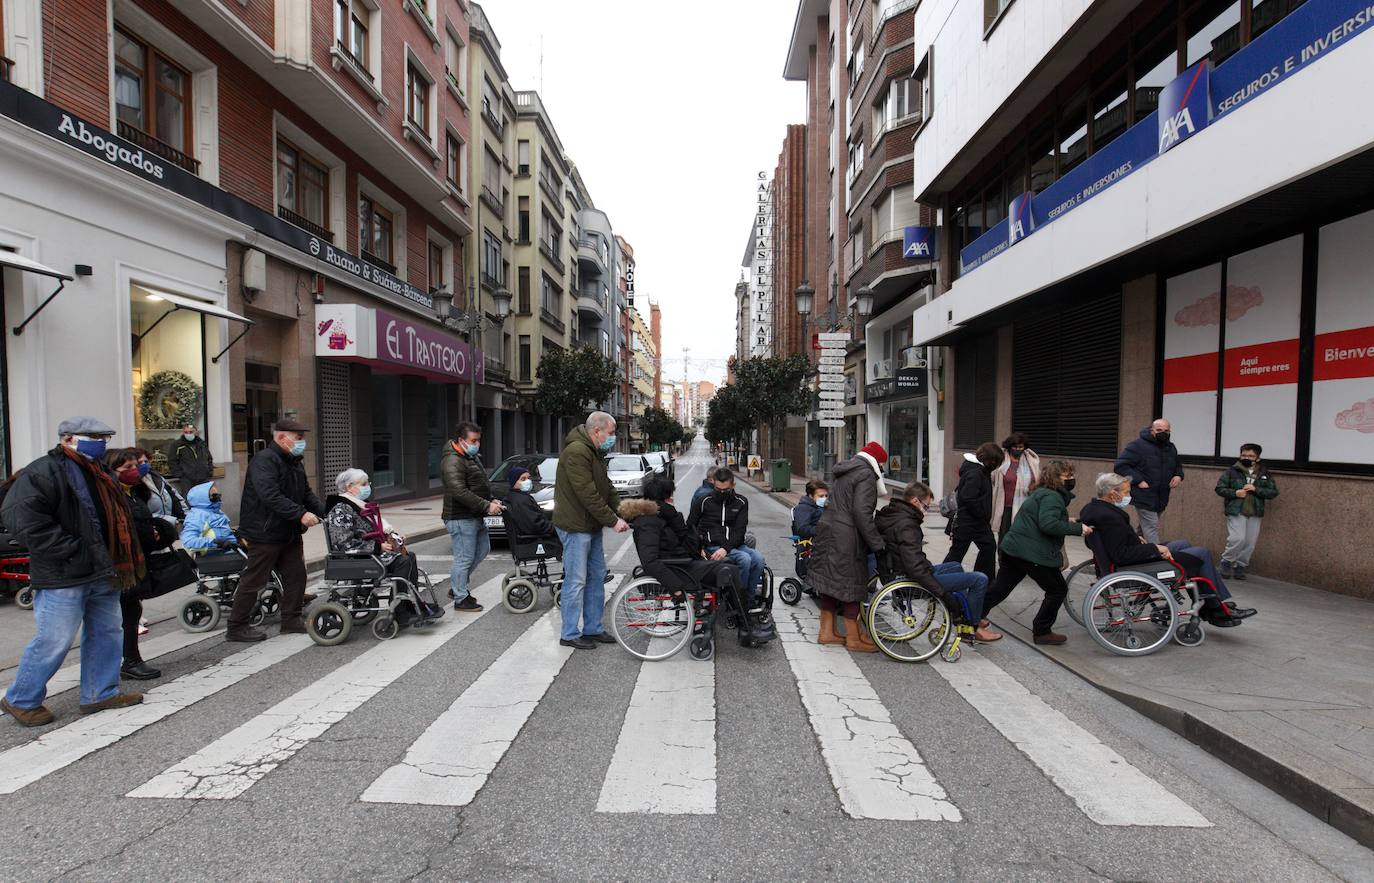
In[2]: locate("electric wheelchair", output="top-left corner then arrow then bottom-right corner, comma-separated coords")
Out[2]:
776,535 -> 815,606
0,529 -> 33,610
178,547 -> 284,633
304,553 -> 443,646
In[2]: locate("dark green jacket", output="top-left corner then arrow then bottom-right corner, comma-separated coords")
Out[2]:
1215,461 -> 1278,517
553,426 -> 619,533
999,487 -> 1083,568
440,443 -> 492,521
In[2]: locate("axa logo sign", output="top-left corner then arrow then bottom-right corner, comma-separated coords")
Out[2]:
1158,61 -> 1211,154
1008,192 -> 1033,246
902,226 -> 936,260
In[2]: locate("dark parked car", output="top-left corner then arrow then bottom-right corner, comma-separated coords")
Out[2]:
485,454 -> 558,541
644,450 -> 674,480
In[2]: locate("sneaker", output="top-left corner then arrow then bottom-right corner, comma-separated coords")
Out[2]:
1233,565 -> 1248,581
1219,562 -> 1234,579
78,693 -> 144,715
453,596 -> 483,612
1,697 -> 54,727
559,636 -> 596,649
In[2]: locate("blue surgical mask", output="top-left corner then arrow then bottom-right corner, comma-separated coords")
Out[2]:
598,434 -> 617,453
291,439 -> 307,457
358,485 -> 372,501
1115,494 -> 1131,509
73,436 -> 107,460
465,443 -> 480,457
518,479 -> 533,493
816,496 -> 828,508
137,462 -> 151,477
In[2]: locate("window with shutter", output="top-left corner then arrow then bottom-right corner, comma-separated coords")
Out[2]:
953,334 -> 997,448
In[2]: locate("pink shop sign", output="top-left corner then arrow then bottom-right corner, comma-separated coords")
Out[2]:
375,309 -> 485,384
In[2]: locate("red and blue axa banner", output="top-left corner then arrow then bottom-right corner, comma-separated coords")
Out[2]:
903,226 -> 936,259
959,0 -> 1374,275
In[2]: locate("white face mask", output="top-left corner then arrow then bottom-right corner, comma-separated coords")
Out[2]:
518,479 -> 533,493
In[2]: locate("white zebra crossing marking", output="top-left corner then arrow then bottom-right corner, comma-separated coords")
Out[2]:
0,634 -> 313,795
932,652 -> 1211,827
596,639 -> 715,815
128,578 -> 501,800
778,607 -> 961,822
361,601 -> 588,807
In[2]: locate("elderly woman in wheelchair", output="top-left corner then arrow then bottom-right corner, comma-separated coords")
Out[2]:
610,477 -> 775,661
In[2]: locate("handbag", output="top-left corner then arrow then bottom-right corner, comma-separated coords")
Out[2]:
139,549 -> 198,599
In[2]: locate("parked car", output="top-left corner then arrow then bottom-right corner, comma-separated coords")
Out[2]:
485,454 -> 558,541
605,454 -> 654,498
644,450 -> 674,480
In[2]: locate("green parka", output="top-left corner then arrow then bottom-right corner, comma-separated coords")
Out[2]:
999,486 -> 1083,568
553,426 -> 619,533
1215,461 -> 1278,517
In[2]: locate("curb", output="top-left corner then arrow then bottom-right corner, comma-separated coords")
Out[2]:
995,614 -> 1374,850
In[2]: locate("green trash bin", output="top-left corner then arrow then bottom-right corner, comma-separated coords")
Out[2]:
770,459 -> 791,492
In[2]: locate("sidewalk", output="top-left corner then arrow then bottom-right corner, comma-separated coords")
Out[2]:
744,474 -> 1374,849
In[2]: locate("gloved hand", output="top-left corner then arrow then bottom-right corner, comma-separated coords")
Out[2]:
213,537 -> 237,548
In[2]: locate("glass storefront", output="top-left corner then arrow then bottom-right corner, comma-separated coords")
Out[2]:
884,400 -> 928,484
130,287 -> 206,471
426,384 -> 448,486
371,373 -> 403,487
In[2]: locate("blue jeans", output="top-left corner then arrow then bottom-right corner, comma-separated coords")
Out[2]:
5,580 -> 122,708
932,561 -> 989,623
556,529 -> 606,641
446,518 -> 490,603
709,546 -> 765,603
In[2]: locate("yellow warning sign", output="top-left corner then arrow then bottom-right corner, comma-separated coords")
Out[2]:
747,455 -> 762,470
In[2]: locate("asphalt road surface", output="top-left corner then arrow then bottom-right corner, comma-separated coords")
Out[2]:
0,438 -> 1370,882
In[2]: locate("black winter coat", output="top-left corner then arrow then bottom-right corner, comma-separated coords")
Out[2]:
874,499 -> 945,598
0,448 -> 120,589
792,496 -> 824,539
622,498 -> 729,591
689,489 -> 749,551
1078,499 -> 1165,567
505,489 -> 554,539
953,454 -> 993,527
238,444 -> 326,544
167,435 -> 214,488
1114,428 -> 1184,513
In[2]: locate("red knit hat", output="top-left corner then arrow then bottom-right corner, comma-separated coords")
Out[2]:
860,441 -> 888,464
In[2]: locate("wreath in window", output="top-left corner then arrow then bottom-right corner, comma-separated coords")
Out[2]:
138,370 -> 204,430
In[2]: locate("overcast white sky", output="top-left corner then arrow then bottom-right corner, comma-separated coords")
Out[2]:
486,0 -> 805,385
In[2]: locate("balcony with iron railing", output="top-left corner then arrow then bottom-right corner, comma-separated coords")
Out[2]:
539,238 -> 564,271
117,121 -> 200,174
362,251 -> 397,276
576,236 -> 608,274
540,307 -> 565,334
483,355 -> 509,384
276,205 -> 333,242
480,183 -> 504,214
333,39 -> 372,83
479,269 -> 504,292
539,170 -> 563,207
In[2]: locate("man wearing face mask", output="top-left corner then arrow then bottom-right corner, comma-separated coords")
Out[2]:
1215,443 -> 1278,580
231,418 -> 326,642
1114,418 -> 1184,543
166,422 -> 214,493
442,422 -> 503,613
552,411 -> 628,650
689,469 -> 769,615
1,417 -> 147,726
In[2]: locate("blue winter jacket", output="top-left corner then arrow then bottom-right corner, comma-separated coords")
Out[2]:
180,482 -> 237,551
792,496 -> 824,539
1113,427 -> 1184,514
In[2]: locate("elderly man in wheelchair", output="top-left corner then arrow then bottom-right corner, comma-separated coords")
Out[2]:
612,476 -> 775,660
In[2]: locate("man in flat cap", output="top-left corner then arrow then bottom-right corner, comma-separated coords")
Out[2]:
230,417 -> 326,642
1,417 -> 146,726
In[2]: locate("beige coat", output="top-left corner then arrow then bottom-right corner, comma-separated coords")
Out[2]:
989,448 -> 1040,528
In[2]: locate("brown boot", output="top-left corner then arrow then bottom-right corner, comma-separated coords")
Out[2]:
844,616 -> 879,653
818,608 -> 844,645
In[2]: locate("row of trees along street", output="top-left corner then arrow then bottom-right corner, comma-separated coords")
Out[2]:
533,345 -> 694,450
705,354 -> 810,458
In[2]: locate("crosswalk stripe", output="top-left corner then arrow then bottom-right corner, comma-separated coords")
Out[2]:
0,634 -> 313,795
360,601 -> 587,807
777,606 -> 962,822
127,577 -> 501,801
932,653 -> 1211,827
596,639 -> 715,815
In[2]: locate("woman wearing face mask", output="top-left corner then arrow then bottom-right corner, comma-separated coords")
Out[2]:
944,442 -> 1005,582
980,460 -> 1092,645
990,432 -> 1039,542
106,448 -> 177,680
131,448 -> 186,533
808,442 -> 889,652
326,469 -> 438,623
503,466 -> 558,545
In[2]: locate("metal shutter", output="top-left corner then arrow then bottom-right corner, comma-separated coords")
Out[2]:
953,334 -> 996,448
317,361 -> 354,479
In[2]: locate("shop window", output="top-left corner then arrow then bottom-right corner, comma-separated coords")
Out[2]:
426,384 -> 447,484
885,402 -> 926,483
371,373 -> 403,488
1186,0 -> 1242,67
1162,263 -> 1224,455
0,271 -> 8,477
130,287 -> 206,463
114,26 -> 196,172
1012,293 -> 1122,458
953,334 -> 996,449
277,139 -> 329,235
1311,210 -> 1374,465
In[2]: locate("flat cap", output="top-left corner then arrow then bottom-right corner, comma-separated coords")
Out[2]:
274,417 -> 309,433
57,416 -> 116,438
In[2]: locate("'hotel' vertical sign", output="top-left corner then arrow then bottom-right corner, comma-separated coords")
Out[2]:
751,171 -> 774,357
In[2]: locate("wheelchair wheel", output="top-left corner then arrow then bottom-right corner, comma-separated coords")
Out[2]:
1173,619 -> 1205,647
866,581 -> 951,663
609,578 -> 693,661
260,572 -> 284,616
1083,573 -> 1177,656
778,577 -> 804,606
371,616 -> 400,641
179,596 -> 221,633
503,578 -> 538,614
688,635 -> 714,661
306,601 -> 353,646
1063,560 -> 1096,628
249,602 -> 267,628
552,580 -> 562,609
15,585 -> 34,610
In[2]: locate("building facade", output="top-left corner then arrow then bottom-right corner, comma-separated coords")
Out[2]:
910,0 -> 1374,596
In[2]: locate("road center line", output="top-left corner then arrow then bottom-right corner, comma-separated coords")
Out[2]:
932,652 -> 1211,827
777,606 -> 961,822
596,638 -> 716,815
0,633 -> 313,795
127,576 -> 502,801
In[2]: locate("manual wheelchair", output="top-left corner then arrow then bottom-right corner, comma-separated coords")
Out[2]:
611,559 -> 773,662
304,553 -> 443,646
500,514 -> 564,614
177,547 -> 284,633
0,529 -> 33,610
776,535 -> 815,606
1061,533 -> 1214,656
864,564 -> 978,664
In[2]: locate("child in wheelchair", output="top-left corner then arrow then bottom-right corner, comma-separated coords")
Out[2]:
875,480 -> 999,643
621,477 -> 775,647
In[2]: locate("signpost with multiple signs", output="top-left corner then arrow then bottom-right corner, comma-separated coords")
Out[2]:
817,332 -> 847,428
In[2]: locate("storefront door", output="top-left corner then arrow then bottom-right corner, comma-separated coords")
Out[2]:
243,362 -> 280,459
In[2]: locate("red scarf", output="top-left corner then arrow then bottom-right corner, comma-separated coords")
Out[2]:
60,446 -> 145,591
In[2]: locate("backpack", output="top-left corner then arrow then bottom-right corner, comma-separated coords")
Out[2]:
938,492 -> 958,519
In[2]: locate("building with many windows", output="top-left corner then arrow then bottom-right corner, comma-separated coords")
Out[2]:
910,0 -> 1374,594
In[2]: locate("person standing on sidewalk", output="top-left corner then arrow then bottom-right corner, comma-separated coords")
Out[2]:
552,411 -> 628,650
166,422 -> 213,493
944,442 -> 1004,582
990,432 -> 1039,542
1,417 -> 146,726
441,422 -> 502,613
809,441 -> 889,653
1215,443 -> 1278,580
1114,419 -> 1183,542
229,419 -> 326,642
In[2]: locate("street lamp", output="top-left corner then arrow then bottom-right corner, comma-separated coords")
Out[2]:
434,279 -> 512,422
853,285 -> 875,321
795,281 -> 814,357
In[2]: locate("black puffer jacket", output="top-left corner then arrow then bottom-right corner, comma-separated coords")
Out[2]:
505,489 -> 553,539
238,444 -> 326,544
874,498 -> 945,598
1078,499 -> 1164,567
952,453 -> 993,527
623,498 -> 728,591
0,448 -> 119,589
441,444 -> 493,521
689,489 -> 748,550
